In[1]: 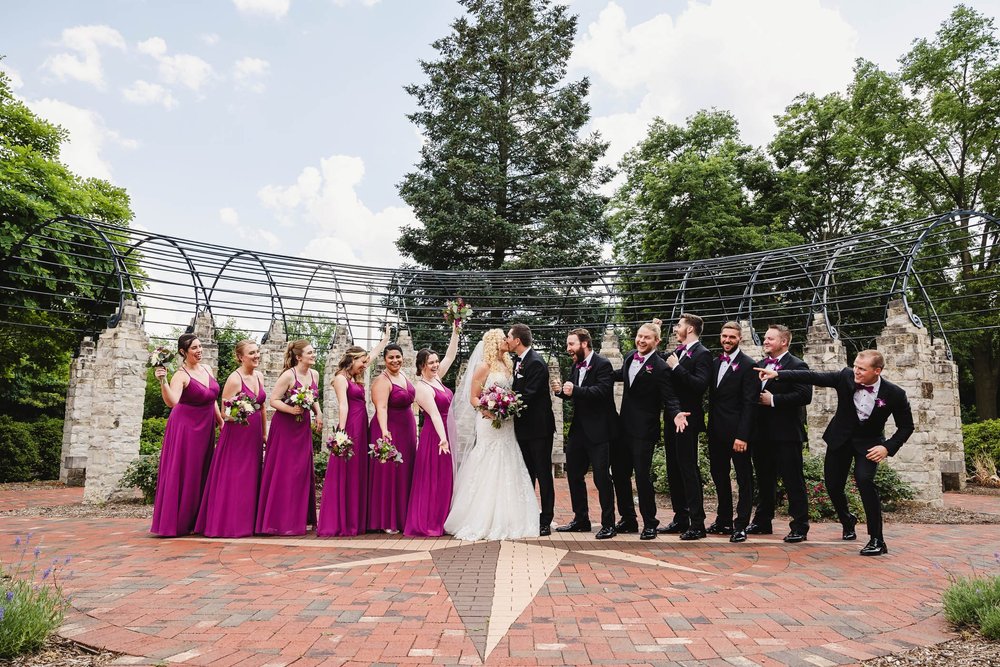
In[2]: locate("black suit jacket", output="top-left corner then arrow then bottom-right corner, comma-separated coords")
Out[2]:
662,340 -> 712,434
557,352 -> 618,444
776,368 -> 914,455
614,350 -> 678,442
512,348 -> 556,440
753,352 -> 812,442
707,349 -> 758,445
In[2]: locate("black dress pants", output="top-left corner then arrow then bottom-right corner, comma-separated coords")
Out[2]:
708,437 -> 754,530
824,444 -> 883,539
751,438 -> 809,534
565,434 -> 615,528
664,427 -> 705,529
610,437 -> 658,528
518,436 -> 555,527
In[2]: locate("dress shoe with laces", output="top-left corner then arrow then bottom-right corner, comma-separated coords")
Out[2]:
615,518 -> 639,534
539,524 -> 551,537
555,520 -> 592,533
640,526 -> 657,540
679,527 -> 707,540
842,514 -> 858,541
859,537 -> 888,556
730,529 -> 747,543
706,522 -> 733,535
783,531 -> 808,543
595,526 -> 617,540
656,520 -> 689,534
745,522 -> 773,535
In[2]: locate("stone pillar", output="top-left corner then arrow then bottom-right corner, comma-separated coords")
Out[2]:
396,329 -> 418,417
83,300 -> 149,503
188,310 -> 218,375
931,339 -> 965,491
875,300 -> 946,506
60,337 -> 97,486
801,312 -> 848,456
323,325 -> 353,441
600,327 -> 624,412
260,318 -> 287,419
738,320 -> 763,362
548,354 -> 566,477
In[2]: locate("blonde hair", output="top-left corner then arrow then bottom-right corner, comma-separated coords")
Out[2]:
638,322 -> 661,340
234,339 -> 257,363
336,346 -> 368,382
283,339 -> 312,371
856,349 -> 885,369
481,328 -> 513,374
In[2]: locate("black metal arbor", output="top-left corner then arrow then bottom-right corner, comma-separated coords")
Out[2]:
1,210 -> 998,357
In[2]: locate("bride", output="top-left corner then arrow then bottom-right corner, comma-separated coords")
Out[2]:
444,328 -> 540,540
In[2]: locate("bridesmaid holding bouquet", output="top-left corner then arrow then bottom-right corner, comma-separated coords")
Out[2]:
151,333 -> 223,537
195,340 -> 266,537
256,339 -> 322,535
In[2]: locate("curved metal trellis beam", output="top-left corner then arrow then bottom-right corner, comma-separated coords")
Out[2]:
736,250 -> 819,343
115,233 -> 210,325
205,250 -> 288,339
298,263 -> 355,341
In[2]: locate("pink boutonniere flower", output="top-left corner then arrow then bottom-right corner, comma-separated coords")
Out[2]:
730,363 -> 740,372
685,349 -> 693,358
875,398 -> 887,408
643,364 -> 653,373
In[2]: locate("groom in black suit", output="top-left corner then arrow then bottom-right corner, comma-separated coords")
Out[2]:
756,350 -> 914,556
507,323 -> 556,536
553,327 -> 618,539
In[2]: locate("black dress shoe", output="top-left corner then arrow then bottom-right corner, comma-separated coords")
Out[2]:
656,520 -> 689,534
679,527 -> 707,540
555,520 -> 592,533
614,519 -> 639,534
783,531 -> 808,543
860,537 -> 888,556
842,514 -> 858,541
595,526 -> 617,540
706,522 -> 733,535
640,526 -> 657,540
745,522 -> 773,535
730,529 -> 747,543
539,524 -> 551,537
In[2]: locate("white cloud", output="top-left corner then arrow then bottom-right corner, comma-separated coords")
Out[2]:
233,0 -> 291,18
122,80 -> 178,109
331,0 -> 381,6
218,207 -> 281,250
26,98 -> 136,180
571,0 -> 858,167
257,155 -> 414,267
233,57 -> 270,92
201,33 -> 221,46
0,61 -> 23,89
42,25 -> 126,89
137,37 -> 215,91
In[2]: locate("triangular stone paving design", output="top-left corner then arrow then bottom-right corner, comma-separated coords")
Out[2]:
432,541 -> 501,660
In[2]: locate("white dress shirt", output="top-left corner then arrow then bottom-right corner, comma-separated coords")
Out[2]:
854,377 -> 882,421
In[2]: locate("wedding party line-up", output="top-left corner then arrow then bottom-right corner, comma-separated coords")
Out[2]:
149,306 -> 914,557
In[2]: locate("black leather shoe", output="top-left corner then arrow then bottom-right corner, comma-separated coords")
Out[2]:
746,522 -> 773,535
614,519 -> 639,534
860,537 -> 888,556
656,520 -> 689,534
640,526 -> 657,540
842,514 -> 858,541
679,527 -> 707,540
539,524 -> 551,537
595,526 -> 616,540
555,520 -> 592,533
730,529 -> 747,543
783,531 -> 808,543
706,522 -> 733,535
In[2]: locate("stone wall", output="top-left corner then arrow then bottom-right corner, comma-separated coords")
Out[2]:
259,319 -> 287,419
323,325 -> 353,441
60,336 -> 97,486
600,327 -> 625,412
801,312 -> 848,457
188,310 -> 218,375
548,354 -> 566,476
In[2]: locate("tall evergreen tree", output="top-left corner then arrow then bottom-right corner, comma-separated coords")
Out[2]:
397,0 -> 611,271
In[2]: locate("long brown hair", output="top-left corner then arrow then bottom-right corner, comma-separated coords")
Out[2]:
283,339 -> 312,371
336,345 -> 368,382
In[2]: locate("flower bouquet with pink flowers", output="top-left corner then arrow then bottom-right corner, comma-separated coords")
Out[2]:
326,430 -> 355,459
442,298 -> 472,329
477,383 -> 524,429
369,434 -> 402,464
147,346 -> 175,368
284,386 -> 317,422
223,391 -> 261,426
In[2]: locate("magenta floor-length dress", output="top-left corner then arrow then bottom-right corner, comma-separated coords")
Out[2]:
194,376 -> 265,537
151,368 -> 219,537
317,379 -> 369,536
367,375 -> 416,532
404,383 -> 454,537
255,374 -> 318,535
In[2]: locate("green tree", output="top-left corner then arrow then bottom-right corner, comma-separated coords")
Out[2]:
397,0 -> 611,271
849,5 -> 1000,418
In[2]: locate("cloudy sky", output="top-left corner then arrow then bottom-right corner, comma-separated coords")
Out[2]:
3,0 -> 997,270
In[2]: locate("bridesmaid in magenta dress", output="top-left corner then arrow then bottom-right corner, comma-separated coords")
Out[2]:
151,333 -> 223,537
367,343 -> 417,533
195,340 -> 266,537
404,324 -> 459,537
256,339 -> 322,536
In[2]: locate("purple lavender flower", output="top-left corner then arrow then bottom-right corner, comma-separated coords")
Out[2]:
4,591 -> 13,602
14,536 -> 20,546
0,607 -> 5,622
42,568 -> 52,581
34,546 -> 41,558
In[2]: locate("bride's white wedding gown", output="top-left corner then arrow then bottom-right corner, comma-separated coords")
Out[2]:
444,370 -> 540,541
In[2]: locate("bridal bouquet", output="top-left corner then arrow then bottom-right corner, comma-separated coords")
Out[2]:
369,434 -> 402,464
442,298 -> 472,329
284,386 -> 317,422
146,346 -> 175,368
223,391 -> 261,426
326,430 -> 355,459
477,383 -> 524,429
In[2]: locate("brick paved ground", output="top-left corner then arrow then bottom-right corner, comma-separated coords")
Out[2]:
2,485 -> 998,666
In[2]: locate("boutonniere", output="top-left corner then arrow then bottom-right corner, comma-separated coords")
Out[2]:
643,364 -> 653,374
730,363 -> 740,372
685,349 -> 693,358
875,398 -> 887,408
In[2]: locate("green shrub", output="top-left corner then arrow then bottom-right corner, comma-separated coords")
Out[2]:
943,574 -> 1000,630
314,448 -> 330,486
649,433 -> 714,496
119,454 -> 160,504
874,460 -> 914,510
29,417 -> 64,481
963,419 -> 1000,474
980,603 -> 1000,640
0,537 -> 70,659
0,417 -> 41,483
140,417 -> 168,455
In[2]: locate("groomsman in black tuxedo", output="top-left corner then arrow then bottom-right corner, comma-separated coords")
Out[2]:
611,321 -> 681,540
706,321 -> 759,543
657,313 -> 713,541
748,324 -> 813,543
507,323 -> 557,536
553,328 -> 618,539
756,350 -> 913,555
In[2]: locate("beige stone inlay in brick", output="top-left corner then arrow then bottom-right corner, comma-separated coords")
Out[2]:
292,551 -> 432,572
575,549 -> 714,575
